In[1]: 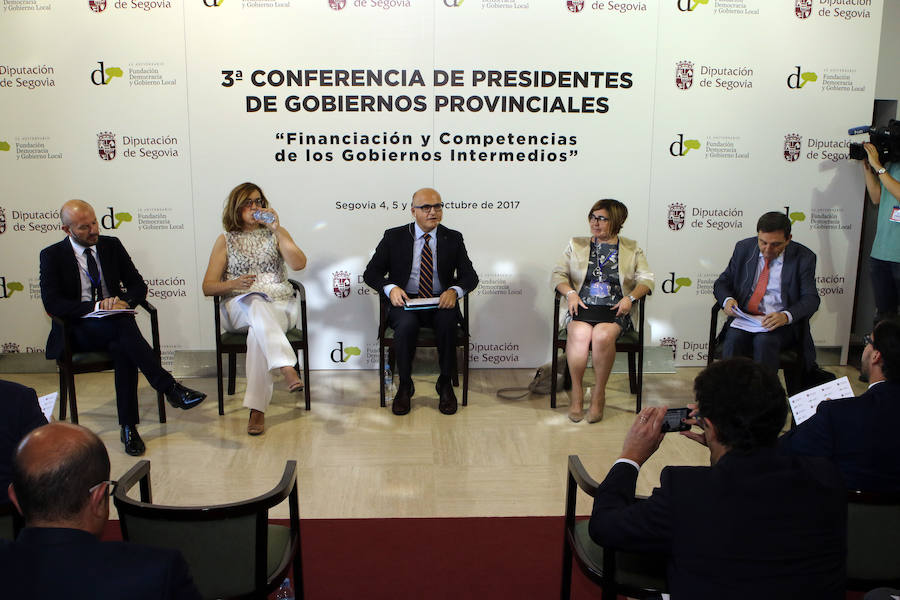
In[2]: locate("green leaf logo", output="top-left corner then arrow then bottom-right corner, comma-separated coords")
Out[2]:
344,346 -> 361,361
6,281 -> 23,296
673,277 -> 693,293
0,141 -> 9,152
682,139 -> 701,155
789,212 -> 806,225
105,66 -> 123,84
114,212 -> 132,228
798,72 -> 817,88
689,0 -> 709,9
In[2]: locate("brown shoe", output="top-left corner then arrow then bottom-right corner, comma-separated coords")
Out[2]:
247,409 -> 265,435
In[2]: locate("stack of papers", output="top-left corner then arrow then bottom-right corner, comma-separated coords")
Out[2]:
404,297 -> 440,310
788,376 -> 854,425
83,308 -> 136,318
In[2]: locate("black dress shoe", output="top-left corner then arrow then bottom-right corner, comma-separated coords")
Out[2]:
120,425 -> 145,456
392,383 -> 412,416
165,382 -> 206,410
436,379 -> 458,415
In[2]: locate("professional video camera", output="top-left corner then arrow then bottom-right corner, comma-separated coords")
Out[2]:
848,119 -> 900,164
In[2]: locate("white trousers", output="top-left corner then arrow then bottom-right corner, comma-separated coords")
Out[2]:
221,295 -> 301,412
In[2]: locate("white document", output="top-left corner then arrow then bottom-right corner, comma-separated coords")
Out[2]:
38,392 -> 57,422
727,306 -> 768,333
788,376 -> 854,425
404,297 -> 440,310
83,308 -> 136,318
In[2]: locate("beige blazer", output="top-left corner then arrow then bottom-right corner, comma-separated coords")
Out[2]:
550,236 -> 654,331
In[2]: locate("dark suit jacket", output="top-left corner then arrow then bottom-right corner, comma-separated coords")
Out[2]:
0,527 -> 200,600
363,223 -> 478,297
39,235 -> 148,360
589,450 -> 846,600
0,381 -> 47,502
713,237 -> 820,369
779,380 -> 900,493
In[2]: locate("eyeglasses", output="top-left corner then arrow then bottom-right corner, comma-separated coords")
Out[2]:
589,214 -> 609,223
413,203 -> 443,212
89,480 -> 118,497
864,333 -> 873,347
243,199 -> 267,209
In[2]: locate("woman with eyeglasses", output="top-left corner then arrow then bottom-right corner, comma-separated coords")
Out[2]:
202,182 -> 307,435
550,199 -> 654,423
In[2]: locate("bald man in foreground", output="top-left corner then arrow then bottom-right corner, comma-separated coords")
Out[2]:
363,188 -> 478,415
1,423 -> 200,599
40,200 -> 206,456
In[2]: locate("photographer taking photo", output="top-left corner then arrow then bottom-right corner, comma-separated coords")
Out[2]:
862,141 -> 900,329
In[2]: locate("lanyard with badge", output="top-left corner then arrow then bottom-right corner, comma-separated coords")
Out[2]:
589,239 -> 618,298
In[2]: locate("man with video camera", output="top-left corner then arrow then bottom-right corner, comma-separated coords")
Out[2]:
860,126 -> 900,329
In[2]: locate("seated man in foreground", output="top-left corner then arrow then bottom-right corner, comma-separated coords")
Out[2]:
779,318 -> 900,493
589,358 -> 846,600
363,187 -> 478,415
0,380 -> 48,502
1,422 -> 200,599
40,199 -> 206,456
713,211 -> 820,391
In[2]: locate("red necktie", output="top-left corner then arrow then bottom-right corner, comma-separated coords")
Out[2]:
418,234 -> 433,298
746,258 -> 770,315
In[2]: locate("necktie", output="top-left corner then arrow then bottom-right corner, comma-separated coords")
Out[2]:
418,233 -> 433,298
746,257 -> 770,315
85,248 -> 103,301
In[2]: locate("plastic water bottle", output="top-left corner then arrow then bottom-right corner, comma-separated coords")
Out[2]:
253,209 -> 276,224
273,577 -> 294,600
383,350 -> 396,396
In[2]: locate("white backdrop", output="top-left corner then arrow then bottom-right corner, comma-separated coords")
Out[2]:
0,0 -> 883,370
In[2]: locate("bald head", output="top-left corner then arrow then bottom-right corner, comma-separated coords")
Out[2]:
410,188 -> 443,233
60,200 -> 100,247
11,423 -> 110,527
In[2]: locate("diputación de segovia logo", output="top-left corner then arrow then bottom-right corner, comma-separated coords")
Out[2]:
97,132 -> 116,160
795,0 -> 812,18
784,133 -> 802,162
329,0 -> 346,9
88,0 -> 107,11
667,203 -> 686,231
675,61 -> 693,90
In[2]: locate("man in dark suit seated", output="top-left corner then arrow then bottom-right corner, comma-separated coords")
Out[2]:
0,380 -> 48,502
40,200 -> 206,456
589,358 -> 847,600
1,422 -> 201,600
779,318 -> 900,493
713,211 -> 820,390
363,188 -> 478,416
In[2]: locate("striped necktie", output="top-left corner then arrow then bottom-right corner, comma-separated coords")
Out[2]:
85,248 -> 104,301
418,233 -> 433,298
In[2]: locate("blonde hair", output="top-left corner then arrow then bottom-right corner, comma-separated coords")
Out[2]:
222,182 -> 268,232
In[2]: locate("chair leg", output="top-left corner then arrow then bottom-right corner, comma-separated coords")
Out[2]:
462,343 -> 469,407
452,346 -> 460,387
636,348 -> 644,414
227,353 -> 237,396
216,351 -> 225,416
379,342 -> 386,408
156,390 -> 167,424
550,347 -> 559,409
57,367 -> 68,421
560,542 -> 573,600
300,346 -> 311,411
628,351 -> 637,394
67,372 -> 79,424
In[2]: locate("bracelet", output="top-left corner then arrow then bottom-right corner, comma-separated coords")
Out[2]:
565,290 -> 576,297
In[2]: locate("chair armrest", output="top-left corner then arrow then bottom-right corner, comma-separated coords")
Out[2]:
567,455 -> 600,497
137,300 -> 161,354
115,459 -> 153,504
288,279 -> 306,302
460,295 -> 470,334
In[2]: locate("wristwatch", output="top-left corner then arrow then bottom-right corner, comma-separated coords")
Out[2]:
877,167 -> 887,175
627,294 -> 637,303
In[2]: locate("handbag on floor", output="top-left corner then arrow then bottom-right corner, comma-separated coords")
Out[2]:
496,356 -> 568,399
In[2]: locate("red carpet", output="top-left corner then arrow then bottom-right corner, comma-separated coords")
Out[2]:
102,517 -> 868,600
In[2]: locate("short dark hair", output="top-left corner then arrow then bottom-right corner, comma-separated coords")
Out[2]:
588,199 -> 628,236
873,318 -> 900,382
694,358 -> 787,453
756,211 -> 792,237
12,427 -> 110,523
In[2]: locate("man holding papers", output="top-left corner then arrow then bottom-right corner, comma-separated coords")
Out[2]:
39,200 -> 205,456
713,211 -> 819,390
779,319 -> 900,493
363,188 -> 478,415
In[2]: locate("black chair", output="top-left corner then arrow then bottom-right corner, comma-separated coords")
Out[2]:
377,295 -> 470,408
846,490 -> 900,592
53,299 -> 166,425
114,459 -> 304,600
213,279 -> 310,415
550,291 -> 647,412
707,301 -> 807,395
561,455 -> 668,600
0,501 -> 23,542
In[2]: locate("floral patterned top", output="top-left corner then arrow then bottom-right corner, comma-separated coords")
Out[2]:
224,229 -> 293,301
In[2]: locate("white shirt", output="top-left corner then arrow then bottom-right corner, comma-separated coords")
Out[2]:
68,236 -> 109,306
